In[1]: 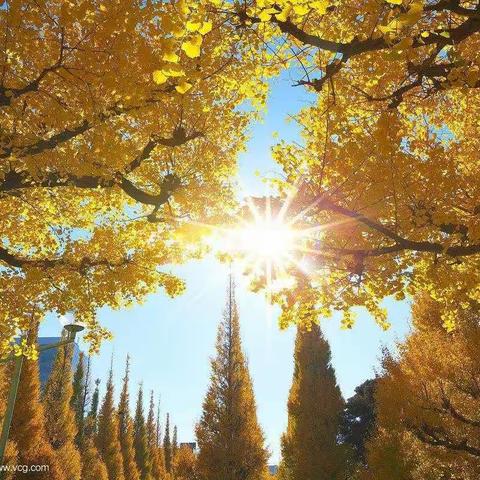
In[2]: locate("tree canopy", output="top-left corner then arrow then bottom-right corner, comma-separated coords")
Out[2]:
362,295 -> 480,479
0,0 -> 268,357
205,0 -> 480,331
2,0 -> 480,351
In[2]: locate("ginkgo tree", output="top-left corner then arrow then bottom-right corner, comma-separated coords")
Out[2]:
211,0 -> 480,331
0,0 -> 269,356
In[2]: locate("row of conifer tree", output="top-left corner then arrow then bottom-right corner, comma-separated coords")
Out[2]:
0,277 -> 363,480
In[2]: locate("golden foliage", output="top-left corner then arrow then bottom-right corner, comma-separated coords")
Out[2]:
364,295 -> 480,479
0,0 -> 268,357
280,325 -> 346,480
9,328 -> 65,479
43,343 -> 81,480
196,278 -> 269,480
96,371 -> 125,480
204,0 -> 480,329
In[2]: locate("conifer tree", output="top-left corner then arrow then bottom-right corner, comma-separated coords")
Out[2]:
96,369 -> 125,480
85,378 -> 101,438
118,356 -> 140,480
80,370 -> 108,480
71,352 -> 89,447
174,445 -> 198,480
172,425 -> 178,463
279,325 -> 346,480
9,326 -> 64,480
164,412 -> 172,474
155,398 -> 162,447
147,391 -> 166,479
196,277 -> 268,480
0,364 -> 18,479
43,341 -> 81,480
81,439 -> 109,480
133,383 -> 151,480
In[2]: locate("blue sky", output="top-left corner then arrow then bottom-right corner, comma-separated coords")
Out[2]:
39,73 -> 411,464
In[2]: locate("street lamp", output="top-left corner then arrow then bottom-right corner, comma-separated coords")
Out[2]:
0,317 -> 85,470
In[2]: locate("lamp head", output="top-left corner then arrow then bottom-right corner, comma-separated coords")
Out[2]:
64,323 -> 85,334
60,313 -> 85,341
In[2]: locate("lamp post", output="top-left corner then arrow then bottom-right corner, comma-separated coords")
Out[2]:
0,319 -> 85,470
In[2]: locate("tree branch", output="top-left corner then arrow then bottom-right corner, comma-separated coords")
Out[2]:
304,194 -> 480,258
0,128 -> 202,206
0,245 -> 131,271
412,423 -> 480,457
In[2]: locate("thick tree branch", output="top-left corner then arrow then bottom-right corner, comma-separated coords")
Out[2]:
0,62 -> 63,107
0,128 -> 202,205
412,423 -> 480,457
439,386 -> 480,428
0,96 -> 179,160
303,194 -> 480,258
0,245 -> 131,271
240,3 -> 480,96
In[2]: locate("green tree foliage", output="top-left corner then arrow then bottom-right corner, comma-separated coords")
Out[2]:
340,379 -> 377,466
71,352 -> 87,447
172,425 -> 178,464
134,383 -> 151,480
85,378 -> 101,439
118,356 -> 141,480
279,325 -> 346,480
196,277 -> 269,480
42,341 -> 81,480
164,412 -> 173,475
96,369 -> 125,480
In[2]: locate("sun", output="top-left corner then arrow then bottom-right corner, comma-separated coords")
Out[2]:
234,220 -> 295,261
215,195 -> 315,294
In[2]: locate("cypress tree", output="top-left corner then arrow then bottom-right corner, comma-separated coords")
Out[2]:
81,439 -> 109,480
0,364 -> 18,478
71,352 -> 88,447
9,327 -> 64,480
147,391 -> 166,479
195,276 -> 269,480
81,373 -> 108,480
279,324 -> 346,480
96,369 -> 125,480
85,378 -> 101,438
133,383 -> 151,480
164,412 -> 172,474
118,355 -> 140,480
43,341 -> 81,480
172,425 -> 178,463
155,397 -> 162,447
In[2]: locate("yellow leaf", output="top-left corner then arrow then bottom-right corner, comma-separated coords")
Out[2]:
275,6 -> 291,21
186,20 -> 202,32
99,4 -> 107,11
199,21 -> 213,35
439,31 -> 450,38
181,35 -> 203,58
385,0 -> 402,4
162,65 -> 185,77
421,31 -> 430,37
175,81 -> 193,94
152,70 -> 167,84
293,4 -> 309,15
163,51 -> 180,63
258,10 -> 272,22
310,0 -> 329,15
